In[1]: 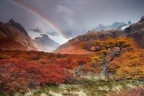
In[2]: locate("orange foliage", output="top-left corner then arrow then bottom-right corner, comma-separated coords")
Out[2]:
80,37 -> 134,77
111,49 -> 144,80
0,50 -> 93,93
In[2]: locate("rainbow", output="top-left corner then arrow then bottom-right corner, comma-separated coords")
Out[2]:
9,0 -> 68,39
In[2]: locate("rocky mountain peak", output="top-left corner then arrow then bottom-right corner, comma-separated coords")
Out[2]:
7,18 -> 28,36
34,34 -> 59,52
128,21 -> 132,25
55,16 -> 144,54
138,16 -> 144,23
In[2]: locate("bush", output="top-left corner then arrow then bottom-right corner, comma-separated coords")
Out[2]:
0,60 -> 72,94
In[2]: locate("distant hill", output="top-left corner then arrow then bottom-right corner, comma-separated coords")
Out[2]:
55,16 -> 144,54
34,34 -> 59,52
90,21 -> 132,32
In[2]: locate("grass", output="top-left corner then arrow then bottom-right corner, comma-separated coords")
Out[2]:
27,79 -> 144,96
0,75 -> 143,96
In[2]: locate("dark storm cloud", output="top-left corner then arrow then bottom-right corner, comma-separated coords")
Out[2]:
0,0 -> 144,37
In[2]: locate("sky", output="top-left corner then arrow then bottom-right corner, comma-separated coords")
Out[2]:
0,0 -> 144,41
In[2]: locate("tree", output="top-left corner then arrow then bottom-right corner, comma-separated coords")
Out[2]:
80,37 -> 134,78
113,49 -> 144,80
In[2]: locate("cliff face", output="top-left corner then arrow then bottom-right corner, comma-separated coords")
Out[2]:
124,16 -> 144,48
55,16 -> 144,54
0,19 -> 37,51
7,19 -> 29,36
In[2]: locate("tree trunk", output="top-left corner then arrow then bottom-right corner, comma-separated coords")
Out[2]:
73,64 -> 84,77
102,62 -> 108,78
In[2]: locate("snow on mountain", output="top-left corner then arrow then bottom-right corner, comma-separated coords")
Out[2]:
34,34 -> 60,52
119,21 -> 132,30
93,21 -> 132,32
48,34 -> 68,44
27,30 -> 68,45
27,30 -> 41,39
120,25 -> 130,30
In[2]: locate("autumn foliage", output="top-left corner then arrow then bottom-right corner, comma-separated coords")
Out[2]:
0,59 -> 73,94
111,49 -> 144,80
80,37 -> 134,77
79,37 -> 144,79
0,37 -> 144,94
0,50 -> 92,94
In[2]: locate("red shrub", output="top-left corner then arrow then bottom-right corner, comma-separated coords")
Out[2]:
0,60 -> 38,94
0,60 -> 72,94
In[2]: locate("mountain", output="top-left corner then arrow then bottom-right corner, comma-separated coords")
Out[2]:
0,19 -> 62,52
27,29 -> 68,45
55,30 -> 124,54
55,16 -> 144,54
27,29 -> 67,51
0,32 -> 27,50
34,34 -> 59,52
7,19 -> 29,36
93,21 -> 132,32
0,19 -> 37,51
125,16 -> 144,48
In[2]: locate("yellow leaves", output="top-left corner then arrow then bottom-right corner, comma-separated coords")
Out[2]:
116,66 -> 144,79
93,40 -> 101,46
107,37 -> 133,49
114,49 -> 144,80
80,37 -> 134,53
91,56 -> 100,63
79,37 -> 140,79
99,50 -> 109,55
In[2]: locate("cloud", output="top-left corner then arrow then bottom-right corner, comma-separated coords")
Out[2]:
62,0 -> 87,4
56,5 -> 74,26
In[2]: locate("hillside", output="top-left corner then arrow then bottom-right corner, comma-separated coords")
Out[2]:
0,19 -> 37,51
0,19 -> 61,52
125,16 -> 144,48
55,16 -> 144,54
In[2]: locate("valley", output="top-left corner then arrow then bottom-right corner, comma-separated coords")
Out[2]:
0,16 -> 144,96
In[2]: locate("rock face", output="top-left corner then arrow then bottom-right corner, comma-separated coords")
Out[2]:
34,34 -> 59,52
124,16 -> 144,48
0,19 -> 37,51
55,16 -> 144,54
7,19 -> 28,36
